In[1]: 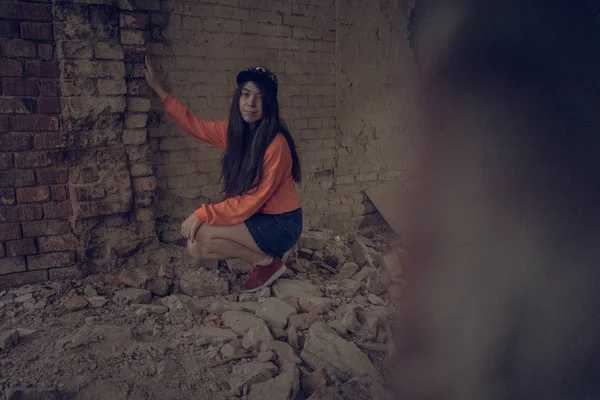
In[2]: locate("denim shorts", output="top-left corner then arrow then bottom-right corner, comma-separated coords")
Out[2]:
245,208 -> 303,258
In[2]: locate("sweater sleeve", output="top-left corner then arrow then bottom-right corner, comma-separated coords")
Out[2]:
194,136 -> 290,226
161,94 -> 227,150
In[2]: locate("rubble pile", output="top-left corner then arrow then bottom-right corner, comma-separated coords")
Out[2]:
0,227 -> 404,399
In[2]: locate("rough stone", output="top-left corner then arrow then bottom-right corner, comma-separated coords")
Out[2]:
239,302 -> 260,313
336,262 -> 359,280
222,311 -> 272,337
14,293 -> 33,303
220,343 -> 235,357
365,271 -> 389,295
228,361 -> 278,391
368,294 -> 384,305
351,267 -> 376,283
84,285 -> 98,297
64,295 -> 88,311
118,268 -> 150,288
302,367 -> 328,397
158,264 -> 175,278
257,350 -> 275,362
327,320 -> 349,338
255,297 -> 297,329
5,387 -> 60,400
263,340 -> 301,367
300,322 -> 381,382
299,297 -> 333,314
87,296 -> 108,308
249,366 -> 300,400
180,269 -> 229,297
273,279 -> 322,299
226,258 -> 253,274
195,326 -> 237,340
341,309 -> 362,333
161,294 -> 201,318
350,241 -> 370,265
0,329 -> 19,350
16,328 -> 35,338
147,276 -> 172,296
287,326 -> 299,352
298,233 -> 328,250
242,325 -> 274,350
357,312 -> 380,343
339,376 -> 392,400
289,313 -> 319,331
306,387 -> 343,400
130,304 -> 169,314
113,288 -> 152,305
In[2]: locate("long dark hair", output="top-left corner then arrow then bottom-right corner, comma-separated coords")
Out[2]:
221,81 -> 301,198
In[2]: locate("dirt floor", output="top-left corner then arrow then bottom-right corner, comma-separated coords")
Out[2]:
0,227 -> 404,400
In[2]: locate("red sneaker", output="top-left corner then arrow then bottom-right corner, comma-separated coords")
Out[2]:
240,258 -> 286,293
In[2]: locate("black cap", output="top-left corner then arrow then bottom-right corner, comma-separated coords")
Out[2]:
236,66 -> 279,96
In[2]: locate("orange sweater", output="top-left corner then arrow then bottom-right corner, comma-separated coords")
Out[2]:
162,95 -> 301,226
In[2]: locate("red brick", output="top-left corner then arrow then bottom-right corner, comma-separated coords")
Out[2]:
0,204 -> 43,222
38,44 -> 53,60
0,189 -> 14,206
0,20 -> 20,39
0,270 -> 47,289
16,186 -> 50,203
27,251 -> 75,270
22,219 -> 70,237
38,234 -> 77,253
36,98 -> 61,114
0,98 -> 30,114
43,202 -> 72,219
0,256 -> 26,274
36,168 -> 68,184
25,60 -> 59,78
20,22 -> 53,40
0,116 -> 9,132
34,132 -> 67,149
1,40 -> 36,58
50,185 -> 68,201
41,81 -> 59,96
0,133 -> 32,151
6,238 -> 37,257
14,151 -> 64,168
0,223 -> 21,241
3,78 -> 39,96
0,154 -> 11,171
0,60 -> 22,77
0,169 -> 35,187
12,115 -> 58,131
0,2 -> 52,22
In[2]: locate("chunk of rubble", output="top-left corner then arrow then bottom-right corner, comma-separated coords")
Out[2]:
368,294 -> 383,305
194,326 -> 237,340
299,297 -> 333,314
242,325 -> 274,350
64,295 -> 88,311
0,329 -> 19,350
298,233 -> 328,250
327,320 -> 349,338
350,240 -> 371,265
5,387 -> 60,400
180,269 -> 229,297
248,365 -> 300,400
273,279 -> 322,300
87,296 -> 108,308
228,361 -> 278,391
365,271 -> 390,296
147,276 -> 172,297
113,288 -> 152,305
161,294 -> 198,318
222,311 -> 272,337
288,313 -> 319,331
302,367 -> 328,397
67,328 -> 100,349
118,268 -> 150,288
336,263 -> 359,280
287,326 -> 299,352
307,387 -> 343,400
16,328 -> 35,338
262,340 -> 301,367
255,298 -> 297,329
257,350 -> 275,362
339,376 -> 393,400
14,293 -> 33,304
300,322 -> 381,382
130,304 -> 169,314
158,265 -> 175,278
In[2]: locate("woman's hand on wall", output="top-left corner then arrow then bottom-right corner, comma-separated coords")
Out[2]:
144,55 -> 168,100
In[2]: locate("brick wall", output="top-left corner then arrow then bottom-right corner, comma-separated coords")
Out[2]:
0,0 -> 415,285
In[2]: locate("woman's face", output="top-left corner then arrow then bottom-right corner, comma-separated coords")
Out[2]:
239,81 -> 263,126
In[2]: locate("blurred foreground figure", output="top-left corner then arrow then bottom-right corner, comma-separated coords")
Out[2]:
398,1 -> 600,399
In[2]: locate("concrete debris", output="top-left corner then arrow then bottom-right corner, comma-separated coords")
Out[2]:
113,288 -> 152,305
302,367 -> 328,397
350,240 -> 371,266
257,350 -> 275,362
16,328 -> 36,338
336,262 -> 359,280
242,325 -> 274,350
118,268 -> 150,289
14,293 -> 33,304
0,329 -> 20,350
273,279 -> 322,299
368,294 -> 383,305
297,248 -> 314,260
357,312 -> 380,343
87,296 -> 108,308
341,309 -> 362,333
239,302 -> 260,313
180,269 -> 229,297
220,343 -> 235,357
339,376 -> 393,400
262,341 -> 301,367
327,320 -> 349,338
158,264 -> 175,278
147,276 -> 172,296
228,361 -> 278,391
298,233 -> 328,250
300,322 -> 381,382
68,329 -> 100,349
249,365 -> 300,400
288,313 -> 319,331
195,326 -> 237,340
299,297 -> 333,314
255,298 -> 297,329
64,295 -> 88,311
286,326 -> 299,353
351,267 -> 376,283
130,304 -> 169,314
161,294 -> 197,318
365,271 -> 390,296
222,311 -> 271,337
83,285 -> 98,297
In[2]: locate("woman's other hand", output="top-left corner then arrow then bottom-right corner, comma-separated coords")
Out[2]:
181,212 -> 202,243
144,55 -> 168,100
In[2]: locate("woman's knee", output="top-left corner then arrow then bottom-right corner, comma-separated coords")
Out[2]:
187,239 -> 206,259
